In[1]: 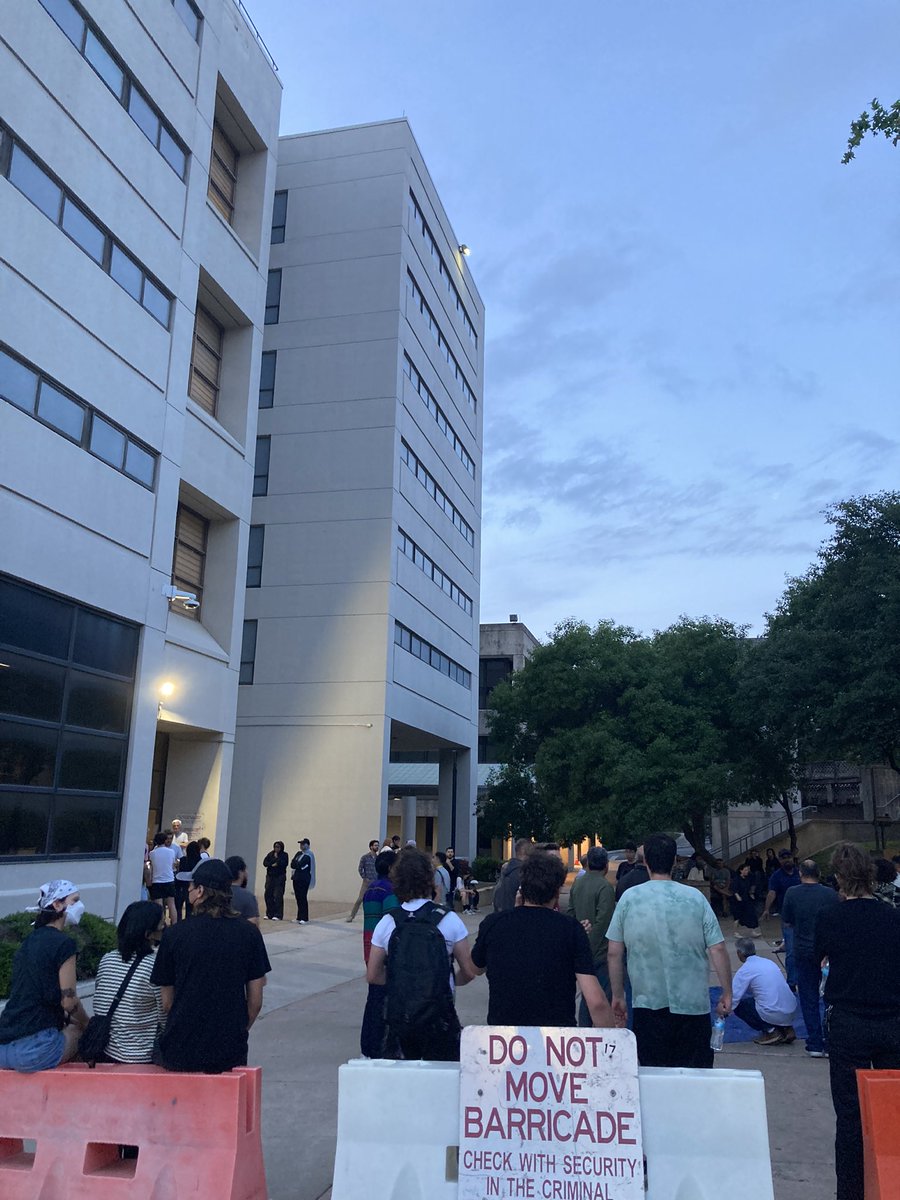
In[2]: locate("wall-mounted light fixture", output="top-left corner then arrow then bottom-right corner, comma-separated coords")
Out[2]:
158,680 -> 175,718
458,244 -> 470,257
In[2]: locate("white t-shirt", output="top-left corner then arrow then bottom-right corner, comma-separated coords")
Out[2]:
732,955 -> 798,1026
149,845 -> 179,884
371,899 -> 468,991
172,832 -> 189,849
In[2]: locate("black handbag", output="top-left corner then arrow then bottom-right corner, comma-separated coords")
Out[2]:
79,954 -> 143,1067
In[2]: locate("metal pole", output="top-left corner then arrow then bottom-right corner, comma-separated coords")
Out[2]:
451,751 -> 458,851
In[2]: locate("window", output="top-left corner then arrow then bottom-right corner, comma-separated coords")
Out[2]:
271,190 -> 287,243
188,306 -> 224,417
2,122 -> 173,326
396,528 -> 473,615
172,0 -> 201,40
408,190 -> 478,346
246,525 -> 265,587
0,343 -> 157,489
400,441 -> 474,546
403,354 -> 475,478
393,622 -> 471,689
265,270 -> 282,324
478,737 -> 505,764
38,0 -> 188,179
258,350 -> 276,408
239,620 -> 258,684
172,504 -> 209,618
479,657 -> 514,710
407,271 -> 477,411
208,121 -> 238,223
253,436 -> 271,496
0,574 -> 138,860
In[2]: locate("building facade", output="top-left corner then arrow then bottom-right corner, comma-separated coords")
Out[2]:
229,120 -> 484,903
0,0 -> 281,916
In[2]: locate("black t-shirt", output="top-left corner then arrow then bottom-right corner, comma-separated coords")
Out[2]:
151,914 -> 271,1072
471,907 -> 594,1026
263,851 -> 288,878
615,864 -> 649,901
814,898 -> 900,1017
781,883 -> 839,957
0,926 -> 77,1043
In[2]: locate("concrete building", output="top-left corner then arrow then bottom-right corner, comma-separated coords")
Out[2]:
229,120 -> 484,903
0,0 -> 281,916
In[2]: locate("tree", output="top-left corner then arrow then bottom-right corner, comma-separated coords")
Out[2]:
843,98 -> 900,163
763,492 -> 900,773
477,763 -> 550,842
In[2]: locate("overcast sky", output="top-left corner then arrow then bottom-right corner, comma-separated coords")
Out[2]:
250,0 -> 899,640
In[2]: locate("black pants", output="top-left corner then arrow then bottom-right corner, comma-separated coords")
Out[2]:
632,1007 -> 714,1068
293,878 -> 310,922
827,1005 -> 900,1200
173,880 -> 190,921
265,874 -> 286,919
360,983 -> 387,1058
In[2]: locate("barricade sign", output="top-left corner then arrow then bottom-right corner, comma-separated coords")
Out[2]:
459,1027 -> 643,1200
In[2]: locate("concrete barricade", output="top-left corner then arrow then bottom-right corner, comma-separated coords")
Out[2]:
0,1062 -> 266,1199
332,1058 -> 774,1200
858,1068 -> 900,1200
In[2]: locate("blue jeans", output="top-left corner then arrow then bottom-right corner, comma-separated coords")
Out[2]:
578,960 -> 612,1027
0,1026 -> 65,1072
734,996 -> 770,1033
782,924 -> 797,988
796,953 -> 825,1053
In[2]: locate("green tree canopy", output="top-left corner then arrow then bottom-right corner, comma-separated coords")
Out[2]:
843,98 -> 900,163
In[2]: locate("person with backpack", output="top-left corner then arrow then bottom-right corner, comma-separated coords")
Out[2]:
366,847 -> 476,1061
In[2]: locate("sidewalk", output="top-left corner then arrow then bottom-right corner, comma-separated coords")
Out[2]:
248,911 -> 836,1200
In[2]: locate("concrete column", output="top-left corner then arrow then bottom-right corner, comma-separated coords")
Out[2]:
402,795 -> 418,844
438,750 -> 455,850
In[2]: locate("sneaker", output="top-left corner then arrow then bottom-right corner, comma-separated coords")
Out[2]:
271,916 -> 281,921
345,916 -> 355,922
754,1030 -> 785,1046
781,1026 -> 796,1044
298,919 -> 308,924
807,1050 -> 828,1059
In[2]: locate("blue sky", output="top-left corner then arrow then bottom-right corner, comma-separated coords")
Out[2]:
250,0 -> 899,638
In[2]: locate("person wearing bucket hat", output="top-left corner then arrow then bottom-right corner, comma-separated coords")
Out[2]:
151,859 -> 271,1073
0,880 -> 89,1071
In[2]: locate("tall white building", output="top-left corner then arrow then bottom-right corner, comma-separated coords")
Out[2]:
0,0 -> 281,916
229,120 -> 484,903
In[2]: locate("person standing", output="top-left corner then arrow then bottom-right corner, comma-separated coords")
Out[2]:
226,856 -> 260,925
731,863 -> 762,937
615,847 -> 649,900
148,831 -> 179,926
151,859 -> 271,1074
567,846 -> 616,1024
291,838 -> 316,923
347,840 -> 381,922
780,859 -> 839,1058
433,852 -> 452,906
359,851 -> 401,1057
615,842 -> 638,884
262,841 -> 289,920
761,849 -> 802,987
607,833 -> 732,1068
493,838 -> 533,912
174,841 -> 201,922
815,844 -> 900,1200
169,818 -> 189,851
708,858 -> 733,919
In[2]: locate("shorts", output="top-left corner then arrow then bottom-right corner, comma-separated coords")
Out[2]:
150,882 -> 176,899
0,1026 -> 66,1073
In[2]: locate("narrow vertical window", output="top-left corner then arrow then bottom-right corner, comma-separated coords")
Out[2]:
246,525 -> 265,587
271,190 -> 287,243
253,436 -> 271,497
258,350 -> 276,408
265,270 -> 282,325
188,305 -> 224,417
172,504 -> 209,618
239,620 -> 258,684
208,121 -> 238,223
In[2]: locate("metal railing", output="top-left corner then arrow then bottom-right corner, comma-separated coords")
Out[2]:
228,0 -> 278,72
711,806 -> 819,860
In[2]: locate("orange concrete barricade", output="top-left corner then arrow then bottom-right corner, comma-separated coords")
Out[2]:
858,1069 -> 900,1200
0,1062 -> 266,1200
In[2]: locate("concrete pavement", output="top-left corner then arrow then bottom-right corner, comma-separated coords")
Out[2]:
247,909 -> 837,1200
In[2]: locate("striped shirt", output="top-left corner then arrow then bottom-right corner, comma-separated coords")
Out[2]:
93,950 -> 165,1063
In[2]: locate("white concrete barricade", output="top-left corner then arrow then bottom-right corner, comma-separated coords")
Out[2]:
332,1058 -> 775,1200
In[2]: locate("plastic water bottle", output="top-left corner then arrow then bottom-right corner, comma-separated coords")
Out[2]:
819,963 -> 829,998
710,1015 -> 726,1052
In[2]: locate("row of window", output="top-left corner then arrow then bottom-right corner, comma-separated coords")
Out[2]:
39,0 -> 188,178
259,350 -> 277,408
408,190 -> 477,346
1,124 -> 172,327
393,622 -> 472,690
265,270 -> 282,324
397,528 -> 473,616
171,0 -> 202,41
0,343 -> 157,489
406,272 -> 477,412
400,440 -> 474,547
271,190 -> 287,243
403,354 -> 475,479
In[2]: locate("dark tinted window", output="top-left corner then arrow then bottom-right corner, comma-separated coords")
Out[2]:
258,350 -> 276,408
65,672 -> 131,733
0,793 -> 51,856
49,794 -> 118,854
271,190 -> 287,243
58,730 -> 125,791
72,610 -> 138,676
0,579 -> 73,659
0,720 -> 58,787
0,652 -> 65,723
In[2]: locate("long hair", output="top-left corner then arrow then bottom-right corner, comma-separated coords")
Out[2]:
831,843 -> 875,899
117,901 -> 163,961
192,886 -> 238,918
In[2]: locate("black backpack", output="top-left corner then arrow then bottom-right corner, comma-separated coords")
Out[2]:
384,903 -> 454,1038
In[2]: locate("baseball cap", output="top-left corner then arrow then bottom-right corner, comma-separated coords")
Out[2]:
192,859 -> 233,891
778,849 -> 792,859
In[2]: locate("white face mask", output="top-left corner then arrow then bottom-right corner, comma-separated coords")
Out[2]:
64,900 -> 85,926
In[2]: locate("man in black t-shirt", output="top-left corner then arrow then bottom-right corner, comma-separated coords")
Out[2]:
151,859 -> 271,1074
471,852 -> 616,1028
781,860 -> 838,1057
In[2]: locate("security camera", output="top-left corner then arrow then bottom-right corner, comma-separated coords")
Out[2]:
163,584 -> 200,611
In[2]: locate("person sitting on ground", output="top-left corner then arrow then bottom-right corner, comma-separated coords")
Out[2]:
471,851 -> 617,1029
731,937 -> 797,1046
0,881 -> 88,1072
226,856 -> 261,925
463,870 -> 480,913
151,859 -> 271,1074
92,901 -> 165,1063
366,847 -> 476,1061
493,838 -> 533,912
731,862 -> 762,936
